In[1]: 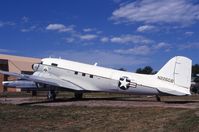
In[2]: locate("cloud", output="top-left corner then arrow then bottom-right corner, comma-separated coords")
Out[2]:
153,42 -> 172,52
178,43 -> 199,50
110,34 -> 153,44
64,34 -> 98,43
185,31 -> 194,36
21,26 -> 37,32
45,50 -> 149,69
137,25 -> 156,32
83,28 -> 102,34
83,28 -> 93,32
100,37 -> 109,43
65,37 -> 75,43
46,24 -> 74,32
111,0 -> 199,25
79,34 -> 98,41
0,21 -> 15,28
46,24 -> 99,42
114,45 -> 151,55
21,16 -> 29,23
0,22 -> 3,27
114,42 -> 172,55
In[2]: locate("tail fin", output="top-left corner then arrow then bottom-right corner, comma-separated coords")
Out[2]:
156,56 -> 192,94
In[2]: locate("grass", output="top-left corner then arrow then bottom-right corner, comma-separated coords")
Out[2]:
0,103 -> 199,132
0,92 -> 199,131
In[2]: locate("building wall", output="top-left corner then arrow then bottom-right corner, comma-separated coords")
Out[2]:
0,74 -> 3,92
0,59 -> 8,92
0,54 -> 41,92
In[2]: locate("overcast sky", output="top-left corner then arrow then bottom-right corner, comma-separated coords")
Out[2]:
0,0 -> 199,71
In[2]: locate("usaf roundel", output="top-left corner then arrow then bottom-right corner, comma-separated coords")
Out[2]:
118,76 -> 131,90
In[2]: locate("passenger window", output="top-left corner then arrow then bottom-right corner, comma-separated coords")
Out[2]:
75,71 -> 78,75
82,73 -> 86,76
51,63 -> 58,67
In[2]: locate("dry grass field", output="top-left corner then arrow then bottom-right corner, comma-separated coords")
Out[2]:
0,92 -> 199,132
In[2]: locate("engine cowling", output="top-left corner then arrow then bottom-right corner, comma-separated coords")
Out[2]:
2,80 -> 37,89
32,63 -> 39,71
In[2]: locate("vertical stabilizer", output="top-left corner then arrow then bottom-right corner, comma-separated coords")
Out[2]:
156,56 -> 192,90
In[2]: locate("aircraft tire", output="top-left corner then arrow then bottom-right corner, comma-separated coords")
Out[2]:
47,90 -> 56,101
74,92 -> 83,100
156,95 -> 161,102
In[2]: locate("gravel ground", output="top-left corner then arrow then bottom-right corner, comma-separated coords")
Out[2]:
0,97 -> 199,109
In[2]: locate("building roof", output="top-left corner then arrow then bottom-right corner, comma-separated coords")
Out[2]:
0,54 -> 40,62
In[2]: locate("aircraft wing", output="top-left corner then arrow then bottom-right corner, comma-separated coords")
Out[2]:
0,70 -> 24,78
0,70 -> 84,91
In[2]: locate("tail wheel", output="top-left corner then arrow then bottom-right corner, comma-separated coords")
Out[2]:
156,95 -> 161,102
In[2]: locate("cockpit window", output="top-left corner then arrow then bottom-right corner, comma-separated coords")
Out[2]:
51,63 -> 58,67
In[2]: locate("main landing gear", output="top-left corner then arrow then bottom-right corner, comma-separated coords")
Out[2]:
47,90 -> 56,101
47,91 -> 83,101
74,92 -> 83,100
156,95 -> 161,102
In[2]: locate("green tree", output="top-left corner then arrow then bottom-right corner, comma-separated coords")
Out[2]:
118,68 -> 127,71
136,68 -> 142,73
192,64 -> 199,77
136,66 -> 153,74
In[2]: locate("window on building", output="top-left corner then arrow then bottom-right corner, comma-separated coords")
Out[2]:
0,59 -> 8,71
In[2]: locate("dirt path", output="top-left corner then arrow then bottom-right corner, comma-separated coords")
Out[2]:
0,97 -> 199,109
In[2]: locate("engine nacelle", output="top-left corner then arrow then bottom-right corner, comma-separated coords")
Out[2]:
32,63 -> 40,71
2,80 -> 37,89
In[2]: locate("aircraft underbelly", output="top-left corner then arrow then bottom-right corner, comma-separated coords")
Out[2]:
107,85 -> 159,95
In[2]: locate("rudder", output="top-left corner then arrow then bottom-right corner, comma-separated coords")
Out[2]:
156,56 -> 192,89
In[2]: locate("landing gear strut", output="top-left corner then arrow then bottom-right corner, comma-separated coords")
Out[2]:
156,95 -> 161,102
32,90 -> 37,96
74,92 -> 83,100
47,90 -> 56,101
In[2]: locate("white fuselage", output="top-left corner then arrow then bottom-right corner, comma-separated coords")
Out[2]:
34,58 -> 160,95
1,56 -> 192,96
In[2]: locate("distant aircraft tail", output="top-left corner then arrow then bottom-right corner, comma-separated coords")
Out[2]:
155,56 -> 192,95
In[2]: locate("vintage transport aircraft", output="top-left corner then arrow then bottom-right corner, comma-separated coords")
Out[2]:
0,56 -> 192,101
